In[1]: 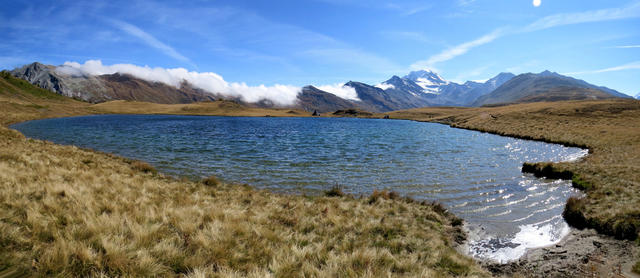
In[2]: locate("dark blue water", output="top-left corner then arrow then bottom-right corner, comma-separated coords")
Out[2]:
12,115 -> 587,262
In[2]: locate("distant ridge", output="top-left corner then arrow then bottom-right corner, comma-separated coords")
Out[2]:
8,62 -> 631,112
10,62 -> 217,104
296,86 -> 359,113
472,71 -> 630,106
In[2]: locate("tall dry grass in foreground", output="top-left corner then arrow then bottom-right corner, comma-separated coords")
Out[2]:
0,126 -> 487,277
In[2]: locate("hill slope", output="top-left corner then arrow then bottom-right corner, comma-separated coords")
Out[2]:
11,62 -> 217,104
295,86 -> 358,113
473,71 -> 629,106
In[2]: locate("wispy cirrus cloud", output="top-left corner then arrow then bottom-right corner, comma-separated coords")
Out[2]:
457,0 -> 476,7
522,2 -> 640,32
412,1 -> 640,70
313,0 -> 431,16
410,28 -> 507,70
565,61 -> 640,75
613,45 -> 640,48
110,19 -> 192,65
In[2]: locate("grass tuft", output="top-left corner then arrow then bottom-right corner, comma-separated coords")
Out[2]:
522,162 -> 573,180
435,255 -> 470,276
324,185 -> 345,197
367,190 -> 400,204
202,175 -> 220,187
131,160 -> 156,174
563,196 -> 587,229
571,174 -> 592,191
633,260 -> 640,274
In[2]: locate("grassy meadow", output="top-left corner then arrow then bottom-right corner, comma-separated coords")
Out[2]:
0,72 -> 490,276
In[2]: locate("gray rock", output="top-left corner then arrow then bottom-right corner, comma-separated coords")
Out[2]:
11,62 -> 67,94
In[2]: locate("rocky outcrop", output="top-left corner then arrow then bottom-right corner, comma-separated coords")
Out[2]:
11,62 -> 67,95
11,62 -> 217,104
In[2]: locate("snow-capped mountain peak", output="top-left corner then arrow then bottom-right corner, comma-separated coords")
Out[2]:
404,70 -> 447,83
403,70 -> 448,94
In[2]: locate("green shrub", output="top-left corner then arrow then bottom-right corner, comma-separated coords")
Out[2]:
571,175 -> 592,191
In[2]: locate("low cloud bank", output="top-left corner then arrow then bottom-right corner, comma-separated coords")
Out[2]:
56,60 -> 301,106
316,84 -> 360,101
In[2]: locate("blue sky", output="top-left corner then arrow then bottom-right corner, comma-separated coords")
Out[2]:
1,0 -> 639,95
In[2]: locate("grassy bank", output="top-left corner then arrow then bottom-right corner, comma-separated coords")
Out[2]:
387,100 -> 640,243
0,73 -> 489,276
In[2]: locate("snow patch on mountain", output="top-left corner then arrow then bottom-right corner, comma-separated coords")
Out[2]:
375,83 -> 395,90
404,69 -> 448,94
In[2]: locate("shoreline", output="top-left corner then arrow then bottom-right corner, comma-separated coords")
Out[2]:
483,227 -> 640,278
385,100 -> 640,276
11,112 -> 601,270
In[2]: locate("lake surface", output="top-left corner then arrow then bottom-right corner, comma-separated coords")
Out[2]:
12,115 -> 587,262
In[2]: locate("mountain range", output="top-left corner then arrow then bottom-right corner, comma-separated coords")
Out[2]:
8,62 -> 632,113
10,62 -> 218,104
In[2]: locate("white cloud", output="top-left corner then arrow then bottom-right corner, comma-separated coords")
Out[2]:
614,45 -> 640,48
316,84 -> 360,101
565,61 -> 640,75
375,83 -> 395,90
522,2 -> 640,32
410,2 -> 640,71
458,0 -> 476,7
410,28 -> 506,69
110,20 -> 192,65
56,60 -> 301,105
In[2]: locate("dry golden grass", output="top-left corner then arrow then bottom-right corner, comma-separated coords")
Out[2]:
0,127 -> 488,277
91,100 -> 312,118
387,99 -> 640,241
0,72 -> 489,276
